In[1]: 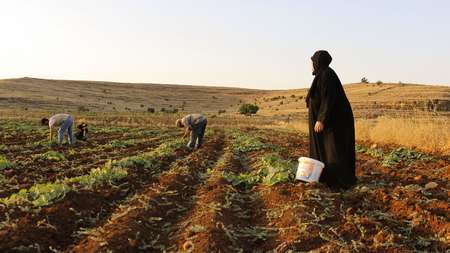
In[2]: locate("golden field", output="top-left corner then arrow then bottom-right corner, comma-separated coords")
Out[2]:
1,77 -> 449,154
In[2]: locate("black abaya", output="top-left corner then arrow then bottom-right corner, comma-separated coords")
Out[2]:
306,50 -> 356,189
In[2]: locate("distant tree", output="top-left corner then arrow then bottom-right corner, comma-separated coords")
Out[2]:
160,107 -> 166,112
361,77 -> 369,83
218,109 -> 226,114
140,104 -> 145,108
147,107 -> 155,113
376,80 -> 383,85
290,94 -> 296,98
279,101 -> 284,105
239,104 -> 259,116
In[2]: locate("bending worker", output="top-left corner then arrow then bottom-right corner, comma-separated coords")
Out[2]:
176,114 -> 207,149
41,113 -> 74,145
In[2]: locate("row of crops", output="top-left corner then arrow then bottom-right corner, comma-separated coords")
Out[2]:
0,120 -> 448,252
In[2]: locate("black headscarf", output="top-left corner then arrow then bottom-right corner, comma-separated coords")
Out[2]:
311,50 -> 332,76
306,50 -> 333,105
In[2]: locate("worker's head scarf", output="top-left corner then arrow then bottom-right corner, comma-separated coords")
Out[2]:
306,50 -> 333,105
311,50 -> 332,75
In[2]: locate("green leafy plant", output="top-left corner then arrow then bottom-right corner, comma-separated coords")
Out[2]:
0,182 -> 70,207
116,139 -> 184,170
32,151 -> 66,161
257,154 -> 296,185
355,144 -> 384,158
107,139 -> 136,148
381,147 -> 432,167
0,156 -> 14,170
1,160 -> 128,207
68,160 -> 127,188
228,130 -> 266,153
224,154 -> 295,187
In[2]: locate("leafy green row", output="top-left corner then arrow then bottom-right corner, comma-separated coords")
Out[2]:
115,138 -> 185,170
356,144 -> 433,167
224,130 -> 296,187
0,138 -> 185,208
0,161 -> 127,208
226,129 -> 268,153
0,156 -> 14,170
223,153 -> 296,187
32,151 -> 66,162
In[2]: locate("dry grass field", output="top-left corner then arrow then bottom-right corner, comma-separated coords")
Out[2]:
1,77 -> 449,153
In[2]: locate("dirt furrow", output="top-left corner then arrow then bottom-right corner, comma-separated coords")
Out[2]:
67,130 -> 225,253
0,134 -> 176,198
0,142 -> 190,253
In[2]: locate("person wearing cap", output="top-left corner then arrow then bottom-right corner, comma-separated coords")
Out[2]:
41,113 -> 74,145
176,114 -> 207,149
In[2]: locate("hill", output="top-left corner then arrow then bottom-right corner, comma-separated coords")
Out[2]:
0,77 -> 449,118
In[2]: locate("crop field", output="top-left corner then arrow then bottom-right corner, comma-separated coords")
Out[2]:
0,120 -> 448,253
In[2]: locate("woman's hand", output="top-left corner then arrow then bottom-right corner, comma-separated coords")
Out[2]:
314,121 -> 324,133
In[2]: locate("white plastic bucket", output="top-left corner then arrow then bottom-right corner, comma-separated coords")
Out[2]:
296,157 -> 324,183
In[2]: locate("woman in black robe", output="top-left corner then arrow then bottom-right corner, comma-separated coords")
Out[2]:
306,50 -> 357,189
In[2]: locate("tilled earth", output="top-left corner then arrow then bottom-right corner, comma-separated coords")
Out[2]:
0,123 -> 448,253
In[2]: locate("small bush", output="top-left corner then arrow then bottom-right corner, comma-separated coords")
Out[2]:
376,80 -> 383,85
239,104 -> 259,115
218,109 -> 226,114
361,77 -> 369,83
147,107 -> 155,113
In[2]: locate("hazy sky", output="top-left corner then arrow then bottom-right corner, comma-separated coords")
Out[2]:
1,0 -> 449,89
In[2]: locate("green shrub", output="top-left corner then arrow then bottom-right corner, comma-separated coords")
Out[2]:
239,104 -> 259,115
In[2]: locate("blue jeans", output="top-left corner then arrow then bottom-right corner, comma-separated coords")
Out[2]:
187,118 -> 207,149
58,116 -> 74,145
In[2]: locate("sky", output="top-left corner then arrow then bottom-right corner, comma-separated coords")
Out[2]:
0,0 -> 449,89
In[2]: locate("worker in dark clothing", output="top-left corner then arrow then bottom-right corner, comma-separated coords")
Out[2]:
75,122 -> 89,141
176,114 -> 208,149
306,50 -> 356,189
